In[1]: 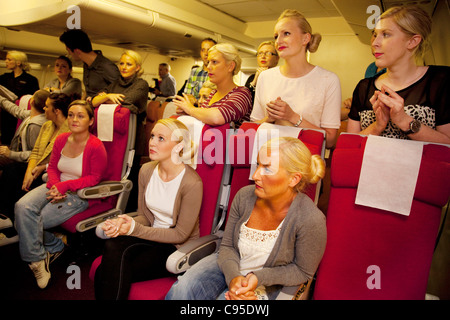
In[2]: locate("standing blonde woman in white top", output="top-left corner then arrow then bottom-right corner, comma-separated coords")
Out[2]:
250,9 -> 341,148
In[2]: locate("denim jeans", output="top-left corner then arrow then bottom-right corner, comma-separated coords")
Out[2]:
15,183 -> 89,262
165,253 -> 228,300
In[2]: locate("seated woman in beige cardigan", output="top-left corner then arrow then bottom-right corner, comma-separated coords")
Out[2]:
94,118 -> 203,300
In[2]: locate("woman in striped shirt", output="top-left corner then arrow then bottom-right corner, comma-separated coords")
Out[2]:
173,43 -> 252,128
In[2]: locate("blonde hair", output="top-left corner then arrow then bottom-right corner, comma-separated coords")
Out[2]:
209,43 -> 242,75
263,137 -> 325,193
380,5 -> 432,61
277,9 -> 322,53
257,40 -> 277,54
7,50 -> 31,71
120,50 -> 144,76
157,118 -> 197,165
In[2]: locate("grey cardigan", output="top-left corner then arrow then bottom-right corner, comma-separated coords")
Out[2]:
218,185 -> 327,287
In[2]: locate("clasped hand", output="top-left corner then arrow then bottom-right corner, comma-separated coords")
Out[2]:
101,214 -> 133,238
370,85 -> 409,132
266,97 -> 295,123
46,185 -> 66,203
225,273 -> 258,300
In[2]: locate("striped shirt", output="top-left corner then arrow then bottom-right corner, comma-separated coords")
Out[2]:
202,86 -> 252,128
183,66 -> 209,99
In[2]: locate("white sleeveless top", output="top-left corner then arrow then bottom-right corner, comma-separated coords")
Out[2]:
238,219 -> 284,275
58,152 -> 83,182
145,164 -> 186,229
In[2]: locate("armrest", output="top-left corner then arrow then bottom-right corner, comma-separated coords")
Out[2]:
166,231 -> 224,274
77,179 -> 132,199
275,278 -> 313,300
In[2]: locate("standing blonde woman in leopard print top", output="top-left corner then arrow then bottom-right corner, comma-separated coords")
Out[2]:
347,5 -> 450,144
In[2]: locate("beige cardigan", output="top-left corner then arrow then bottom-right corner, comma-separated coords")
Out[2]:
131,161 -> 203,248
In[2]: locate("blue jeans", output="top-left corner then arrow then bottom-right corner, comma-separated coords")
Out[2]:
165,253 -> 228,300
15,183 -> 89,262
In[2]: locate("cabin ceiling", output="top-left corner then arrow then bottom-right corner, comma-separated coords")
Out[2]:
0,0 -> 441,63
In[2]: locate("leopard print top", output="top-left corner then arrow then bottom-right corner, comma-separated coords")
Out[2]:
349,65 -> 450,139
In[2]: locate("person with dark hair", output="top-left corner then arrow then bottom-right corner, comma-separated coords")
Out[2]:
0,89 -> 50,167
59,29 -> 120,98
15,100 -> 107,288
183,38 -> 217,102
44,56 -> 82,97
0,92 -> 71,246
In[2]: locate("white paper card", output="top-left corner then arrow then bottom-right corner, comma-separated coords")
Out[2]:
355,135 -> 424,216
249,123 -> 302,179
97,104 -> 118,142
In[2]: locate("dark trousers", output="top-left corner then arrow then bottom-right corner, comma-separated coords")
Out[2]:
94,236 -> 176,300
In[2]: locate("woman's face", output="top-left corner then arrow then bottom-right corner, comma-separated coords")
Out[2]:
54,59 -> 71,79
119,54 -> 140,79
372,17 -> 416,69
43,98 -> 57,121
67,104 -> 93,134
5,54 -> 19,70
257,44 -> 279,68
252,147 -> 295,200
148,123 -> 179,162
198,87 -> 213,106
207,50 -> 234,84
274,17 -> 308,59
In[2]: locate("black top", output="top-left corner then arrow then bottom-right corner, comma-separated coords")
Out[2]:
349,65 -> 450,139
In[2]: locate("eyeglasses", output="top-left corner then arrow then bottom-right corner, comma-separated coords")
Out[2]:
257,51 -> 277,57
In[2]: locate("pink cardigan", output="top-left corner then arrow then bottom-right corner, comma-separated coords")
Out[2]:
46,132 -> 107,194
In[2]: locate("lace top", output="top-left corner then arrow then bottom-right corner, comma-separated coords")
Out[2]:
238,219 -> 284,275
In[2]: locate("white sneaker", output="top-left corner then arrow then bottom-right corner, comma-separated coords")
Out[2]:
0,214 -> 13,230
0,232 -> 19,246
29,252 -> 51,289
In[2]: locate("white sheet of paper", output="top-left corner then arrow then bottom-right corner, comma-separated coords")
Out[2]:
97,104 -> 118,142
249,123 -> 302,179
355,135 -> 424,216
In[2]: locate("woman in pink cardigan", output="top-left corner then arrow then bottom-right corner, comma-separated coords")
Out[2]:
15,100 -> 107,289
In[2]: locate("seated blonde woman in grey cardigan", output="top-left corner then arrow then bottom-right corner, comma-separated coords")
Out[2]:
166,136 -> 327,300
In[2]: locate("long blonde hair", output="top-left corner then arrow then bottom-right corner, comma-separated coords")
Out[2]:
263,137 -> 325,193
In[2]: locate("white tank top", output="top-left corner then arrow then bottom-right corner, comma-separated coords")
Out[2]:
58,152 -> 83,182
145,165 -> 186,229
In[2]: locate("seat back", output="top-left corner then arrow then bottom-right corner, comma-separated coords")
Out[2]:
176,116 -> 231,236
313,133 -> 450,299
60,105 -> 136,233
228,122 -> 326,212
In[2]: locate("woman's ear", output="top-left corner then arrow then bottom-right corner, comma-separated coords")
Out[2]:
228,61 -> 236,73
289,172 -> 302,188
407,34 -> 422,51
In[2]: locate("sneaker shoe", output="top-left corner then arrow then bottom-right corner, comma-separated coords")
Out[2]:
0,232 -> 19,246
0,214 -> 13,230
29,252 -> 51,289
